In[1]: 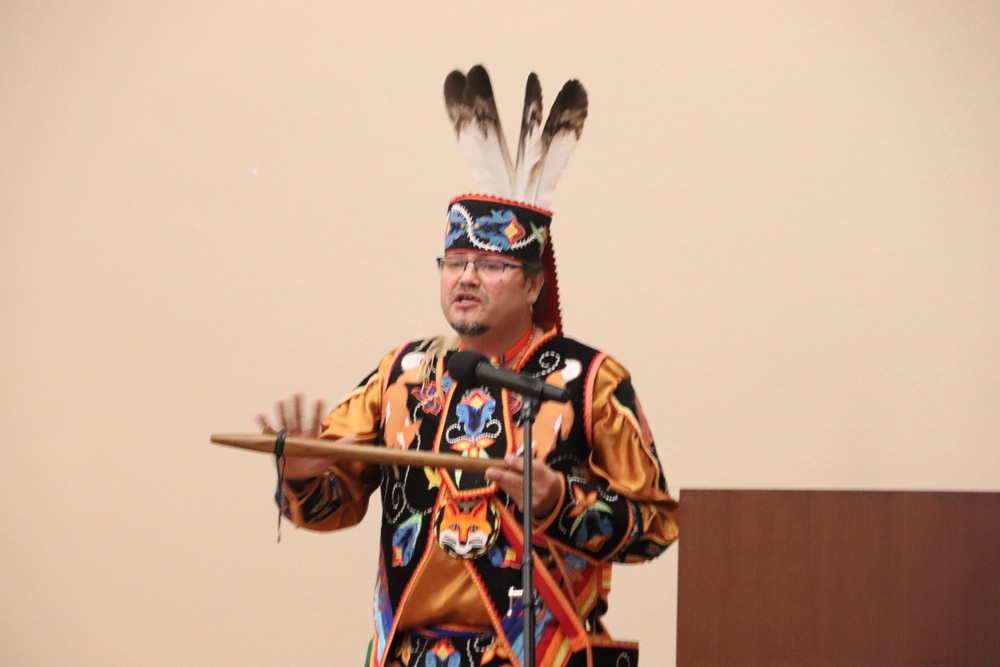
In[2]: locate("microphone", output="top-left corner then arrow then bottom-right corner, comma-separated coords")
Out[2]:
447,351 -> 570,403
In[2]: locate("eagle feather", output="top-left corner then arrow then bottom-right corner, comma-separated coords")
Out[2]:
444,66 -> 514,199
445,66 -> 587,209
512,72 -> 544,202
528,80 -> 588,209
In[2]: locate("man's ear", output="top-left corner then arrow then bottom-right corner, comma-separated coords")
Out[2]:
526,271 -> 545,306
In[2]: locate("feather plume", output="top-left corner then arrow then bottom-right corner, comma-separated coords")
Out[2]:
512,73 -> 544,202
527,80 -> 588,209
443,65 -> 514,199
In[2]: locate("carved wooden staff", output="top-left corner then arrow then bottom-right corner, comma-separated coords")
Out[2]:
210,433 -> 506,474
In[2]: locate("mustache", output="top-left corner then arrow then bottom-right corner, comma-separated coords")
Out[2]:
450,288 -> 486,302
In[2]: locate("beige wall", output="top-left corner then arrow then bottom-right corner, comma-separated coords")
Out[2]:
2,2 -> 998,665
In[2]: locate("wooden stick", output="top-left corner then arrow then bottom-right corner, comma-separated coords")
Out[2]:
210,433 -> 504,474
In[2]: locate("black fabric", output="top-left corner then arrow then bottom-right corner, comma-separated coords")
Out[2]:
446,195 -> 552,263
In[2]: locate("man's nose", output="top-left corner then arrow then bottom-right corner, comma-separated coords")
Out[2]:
458,261 -> 481,283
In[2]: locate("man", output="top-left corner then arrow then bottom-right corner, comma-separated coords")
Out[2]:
264,66 -> 679,667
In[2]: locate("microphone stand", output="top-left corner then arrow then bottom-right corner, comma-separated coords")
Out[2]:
448,350 -> 571,667
519,395 -> 539,667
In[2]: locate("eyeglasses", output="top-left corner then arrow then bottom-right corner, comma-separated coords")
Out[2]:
436,256 -> 525,278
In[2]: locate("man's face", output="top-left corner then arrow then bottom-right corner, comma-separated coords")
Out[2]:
439,251 -> 544,340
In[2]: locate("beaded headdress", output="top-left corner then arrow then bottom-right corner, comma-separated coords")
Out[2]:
443,65 -> 588,333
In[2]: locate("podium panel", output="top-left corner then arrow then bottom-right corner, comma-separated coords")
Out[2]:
676,490 -> 1000,666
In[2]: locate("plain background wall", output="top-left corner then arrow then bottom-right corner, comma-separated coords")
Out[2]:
2,2 -> 998,665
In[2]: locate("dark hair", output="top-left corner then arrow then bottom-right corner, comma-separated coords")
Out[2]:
522,260 -> 544,279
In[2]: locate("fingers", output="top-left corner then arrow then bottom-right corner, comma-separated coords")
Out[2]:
485,456 -> 561,518
257,414 -> 273,433
277,399 -> 290,432
278,394 -> 305,433
485,458 -> 529,507
486,467 -> 524,506
267,394 -> 325,437
310,399 -> 326,437
502,454 -> 524,472
484,465 -> 515,486
484,456 -> 528,488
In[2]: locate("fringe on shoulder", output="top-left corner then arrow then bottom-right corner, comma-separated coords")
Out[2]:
416,335 -> 459,384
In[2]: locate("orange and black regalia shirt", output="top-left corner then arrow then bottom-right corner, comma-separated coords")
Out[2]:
278,327 -> 678,667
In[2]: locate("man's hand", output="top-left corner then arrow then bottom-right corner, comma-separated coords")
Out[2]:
485,454 -> 564,519
258,394 -> 334,480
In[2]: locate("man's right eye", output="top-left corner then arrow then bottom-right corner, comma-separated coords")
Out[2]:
476,261 -> 504,273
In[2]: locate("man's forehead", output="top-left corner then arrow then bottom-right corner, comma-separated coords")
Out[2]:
443,249 -> 503,259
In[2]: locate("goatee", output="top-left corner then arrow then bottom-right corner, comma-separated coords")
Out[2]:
450,321 -> 489,336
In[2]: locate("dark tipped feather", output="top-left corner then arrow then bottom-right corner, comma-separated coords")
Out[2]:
444,67 -> 588,206
529,79 -> 588,207
542,80 -> 588,140
513,73 -> 544,200
443,70 -> 469,134
442,65 -> 513,197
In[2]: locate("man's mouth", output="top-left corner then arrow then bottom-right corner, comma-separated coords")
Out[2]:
453,292 -> 482,306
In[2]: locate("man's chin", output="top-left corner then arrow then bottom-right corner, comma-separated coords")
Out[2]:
450,320 -> 489,337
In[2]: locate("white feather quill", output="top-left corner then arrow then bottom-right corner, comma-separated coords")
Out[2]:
528,80 -> 588,209
512,73 -> 544,202
444,66 -> 514,199
444,67 -> 588,208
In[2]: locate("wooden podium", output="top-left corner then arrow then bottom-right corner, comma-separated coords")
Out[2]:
676,490 -> 1000,666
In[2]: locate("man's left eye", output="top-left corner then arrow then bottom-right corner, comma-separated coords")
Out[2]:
479,262 -> 503,272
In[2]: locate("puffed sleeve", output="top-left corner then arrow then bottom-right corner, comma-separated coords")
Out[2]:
276,348 -> 397,531
536,355 -> 679,562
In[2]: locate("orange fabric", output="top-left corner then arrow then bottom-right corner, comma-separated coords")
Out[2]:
587,356 -> 679,560
279,352 -> 388,531
396,544 -> 493,630
279,338 -> 680,660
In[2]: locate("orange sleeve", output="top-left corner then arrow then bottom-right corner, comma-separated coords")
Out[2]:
278,347 -> 397,532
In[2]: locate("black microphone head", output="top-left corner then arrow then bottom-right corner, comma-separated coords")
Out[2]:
446,350 -> 487,385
